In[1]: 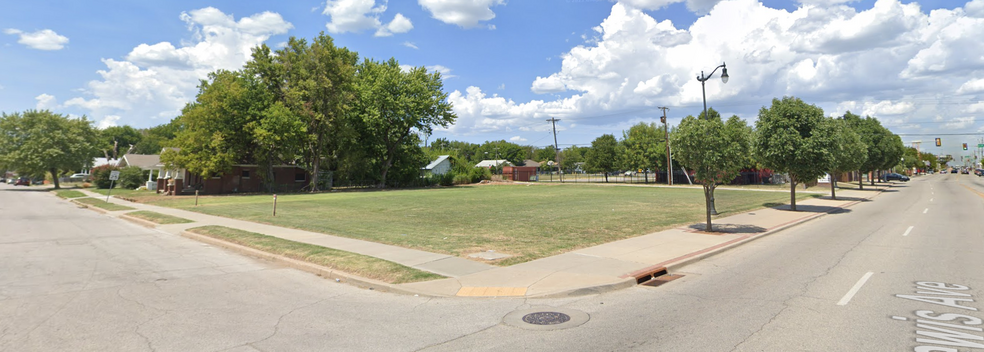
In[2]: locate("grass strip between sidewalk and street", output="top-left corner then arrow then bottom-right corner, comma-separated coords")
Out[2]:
187,226 -> 445,284
126,211 -> 193,224
74,197 -> 136,211
53,190 -> 87,199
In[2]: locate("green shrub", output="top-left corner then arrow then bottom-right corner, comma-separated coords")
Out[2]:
468,167 -> 491,183
453,174 -> 471,185
438,172 -> 455,186
90,164 -> 119,189
118,166 -> 146,189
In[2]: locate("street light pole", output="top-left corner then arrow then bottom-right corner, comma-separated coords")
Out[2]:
659,106 -> 672,185
696,62 -> 728,120
695,62 -> 729,215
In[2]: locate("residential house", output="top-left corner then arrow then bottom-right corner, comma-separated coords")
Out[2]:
421,155 -> 452,176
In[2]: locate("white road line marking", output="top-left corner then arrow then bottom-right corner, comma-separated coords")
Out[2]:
838,272 -> 874,306
931,198 -> 934,202
903,226 -> 914,237
892,316 -> 908,321
923,208 -> 929,214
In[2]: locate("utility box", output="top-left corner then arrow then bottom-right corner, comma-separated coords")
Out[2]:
503,166 -> 538,181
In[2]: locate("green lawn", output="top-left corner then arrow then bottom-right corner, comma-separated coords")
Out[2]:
74,197 -> 135,211
139,183 -> 814,265
88,188 -> 159,199
126,211 -> 193,224
52,190 -> 87,199
188,226 -> 444,284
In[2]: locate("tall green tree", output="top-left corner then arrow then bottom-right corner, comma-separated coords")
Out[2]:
277,34 -> 359,191
620,122 -> 665,174
0,110 -> 100,189
828,117 -> 867,200
354,58 -> 455,188
585,134 -> 619,181
133,119 -> 181,154
843,112 -> 893,189
534,145 -> 558,163
163,70 -> 258,183
672,112 -> 751,231
98,125 -> 143,159
755,97 -> 836,211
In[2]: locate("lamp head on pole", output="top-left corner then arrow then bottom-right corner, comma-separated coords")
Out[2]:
721,67 -> 729,83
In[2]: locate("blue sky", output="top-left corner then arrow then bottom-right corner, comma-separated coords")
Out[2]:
2,0 -> 984,160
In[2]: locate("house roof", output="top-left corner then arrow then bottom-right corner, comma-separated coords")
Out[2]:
118,154 -> 161,169
475,159 -> 512,168
522,159 -> 541,167
423,155 -> 451,170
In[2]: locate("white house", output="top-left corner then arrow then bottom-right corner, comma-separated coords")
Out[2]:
422,155 -> 452,176
475,160 -> 513,168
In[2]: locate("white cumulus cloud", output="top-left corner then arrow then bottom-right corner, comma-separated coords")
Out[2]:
418,0 -> 505,28
35,93 -> 57,110
324,0 -> 413,36
439,0 -> 984,144
64,8 -> 292,127
3,28 -> 69,50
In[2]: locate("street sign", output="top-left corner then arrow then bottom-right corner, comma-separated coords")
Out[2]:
109,171 -> 120,181
978,144 -> 984,148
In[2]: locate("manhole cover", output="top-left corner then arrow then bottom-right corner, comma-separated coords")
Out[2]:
522,312 -> 571,325
503,307 -> 589,331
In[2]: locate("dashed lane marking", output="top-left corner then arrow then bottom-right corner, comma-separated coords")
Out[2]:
838,272 -> 874,306
903,226 -> 914,237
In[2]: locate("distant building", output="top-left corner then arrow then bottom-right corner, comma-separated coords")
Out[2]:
421,155 -> 452,176
475,160 -> 512,168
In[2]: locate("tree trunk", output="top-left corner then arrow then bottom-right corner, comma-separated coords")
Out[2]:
310,156 -> 321,192
265,158 -> 275,193
49,168 -> 60,189
604,172 -> 608,183
870,171 -> 875,185
858,171 -> 864,190
703,184 -> 713,232
830,172 -> 837,200
790,181 -> 797,211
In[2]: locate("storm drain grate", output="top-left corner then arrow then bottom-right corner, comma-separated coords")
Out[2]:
522,312 -> 571,325
640,274 -> 685,287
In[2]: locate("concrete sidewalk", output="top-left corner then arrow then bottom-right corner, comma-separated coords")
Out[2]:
71,183 -> 893,298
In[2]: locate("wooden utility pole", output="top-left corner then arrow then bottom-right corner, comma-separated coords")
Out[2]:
658,107 -> 672,185
547,117 -> 562,181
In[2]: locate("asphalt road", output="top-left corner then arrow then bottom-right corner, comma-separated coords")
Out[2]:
2,175 -> 983,351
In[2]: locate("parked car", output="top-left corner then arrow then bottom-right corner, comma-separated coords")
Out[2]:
962,169 -> 970,174
68,173 -> 89,181
14,177 -> 30,186
882,173 -> 910,182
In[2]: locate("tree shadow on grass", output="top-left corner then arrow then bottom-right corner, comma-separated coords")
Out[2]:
687,223 -> 767,234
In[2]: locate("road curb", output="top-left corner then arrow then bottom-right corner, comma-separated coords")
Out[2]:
178,230 -> 440,297
529,277 -> 638,298
70,198 -> 110,214
119,214 -> 158,229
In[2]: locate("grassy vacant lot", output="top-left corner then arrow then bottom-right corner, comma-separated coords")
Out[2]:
189,226 -> 444,284
53,190 -> 87,199
139,183 -> 814,265
74,197 -> 135,211
126,211 -> 193,224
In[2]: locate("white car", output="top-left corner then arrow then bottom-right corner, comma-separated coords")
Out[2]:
68,173 -> 89,181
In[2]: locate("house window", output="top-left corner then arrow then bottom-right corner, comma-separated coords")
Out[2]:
295,172 -> 306,182
241,170 -> 251,179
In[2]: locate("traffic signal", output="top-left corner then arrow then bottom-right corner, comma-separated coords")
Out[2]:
936,138 -> 941,147
963,143 -> 968,150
